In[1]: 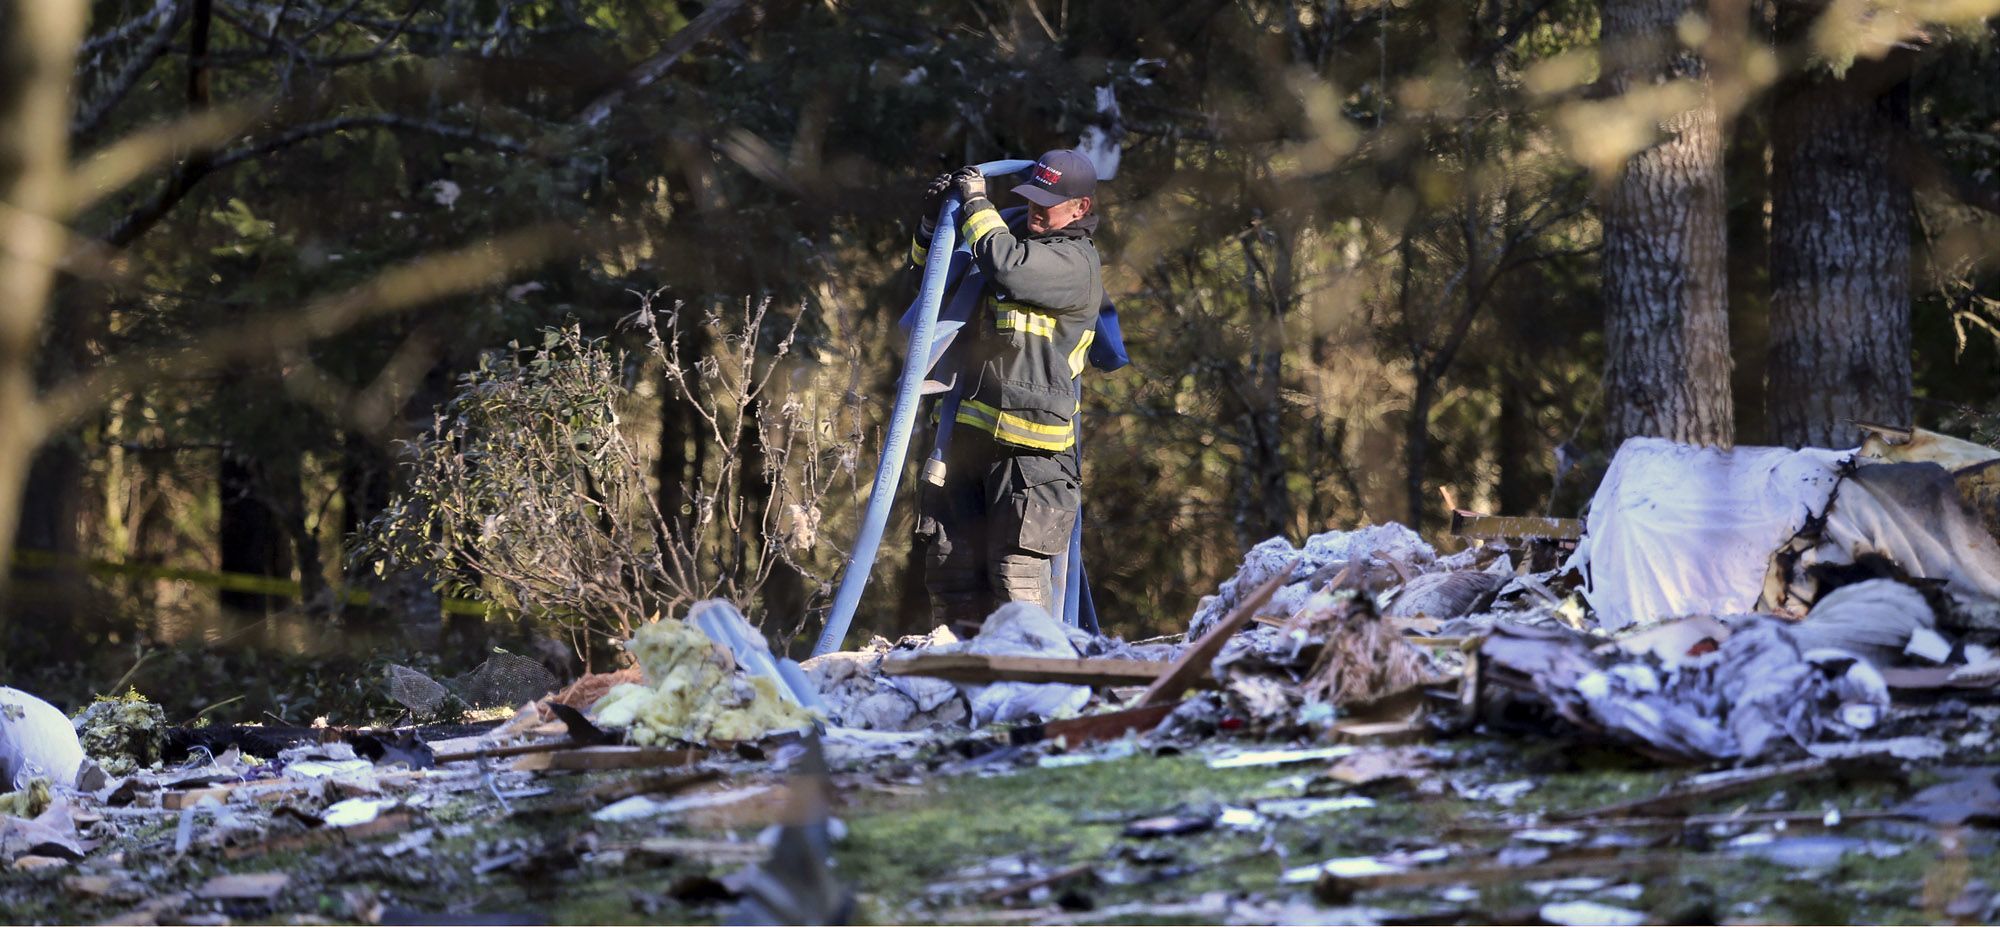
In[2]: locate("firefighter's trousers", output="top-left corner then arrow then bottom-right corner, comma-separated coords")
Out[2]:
917,428 -> 1080,631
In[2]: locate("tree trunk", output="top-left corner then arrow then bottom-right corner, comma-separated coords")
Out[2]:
1238,230 -> 1291,542
1767,54 -> 1912,448
270,447 -> 323,606
1405,367 -> 1434,529
1599,0 -> 1735,448
1727,99 -> 1772,446
1495,364 -> 1540,515
16,445 -> 81,557
218,450 -> 292,615
0,1 -> 88,620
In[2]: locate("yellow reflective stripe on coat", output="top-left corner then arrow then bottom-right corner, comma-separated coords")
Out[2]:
955,398 -> 1075,451
993,307 -> 1057,339
1067,329 -> 1097,377
960,206 -> 1006,245
910,235 -> 929,265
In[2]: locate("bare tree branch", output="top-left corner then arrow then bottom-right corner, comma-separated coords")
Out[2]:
221,0 -> 601,42
577,0 -> 750,128
101,112 -> 529,247
72,0 -> 191,143
1902,131 -> 2000,220
80,1 -> 177,56
35,226 -> 569,440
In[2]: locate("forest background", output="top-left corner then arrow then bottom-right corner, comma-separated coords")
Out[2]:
3,0 -> 1999,723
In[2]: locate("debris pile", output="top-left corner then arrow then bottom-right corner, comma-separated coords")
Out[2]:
8,431 -> 2000,923
384,652 -> 560,718
1187,523 -> 1437,638
807,603 -> 1180,730
802,628 -> 969,732
1477,620 -> 1890,762
1196,589 -> 1444,739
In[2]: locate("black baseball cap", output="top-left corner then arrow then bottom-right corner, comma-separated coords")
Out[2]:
1010,149 -> 1097,207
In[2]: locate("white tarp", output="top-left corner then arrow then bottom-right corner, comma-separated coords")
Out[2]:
1572,437 -> 2000,633
1569,437 -> 1847,632
0,687 -> 84,790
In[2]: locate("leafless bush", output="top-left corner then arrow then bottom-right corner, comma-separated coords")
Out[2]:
356,298 -> 862,663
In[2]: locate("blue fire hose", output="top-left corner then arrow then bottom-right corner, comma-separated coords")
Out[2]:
813,159 -> 1035,657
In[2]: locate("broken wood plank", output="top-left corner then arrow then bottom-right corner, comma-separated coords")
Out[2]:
1550,758 -> 1831,821
931,906 -> 1067,925
517,769 -> 721,817
1448,807 -> 1907,835
622,837 -> 768,864
1449,510 -> 1582,541
511,745 -> 701,772
160,770 -> 431,810
196,872 -> 289,901
1140,568 -> 1294,707
1007,702 -> 1177,747
1330,720 -> 1431,746
1879,665 -> 2000,692
881,653 -> 1183,688
1311,852 -> 1686,903
977,862 -> 1095,903
222,812 -> 414,860
64,874 -> 146,901
161,781 -> 289,810
433,738 -> 586,764
102,891 -> 191,927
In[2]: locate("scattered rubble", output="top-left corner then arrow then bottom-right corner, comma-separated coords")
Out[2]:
1477,619 -> 1891,762
804,626 -> 969,732
1186,522 -> 1434,638
947,603 -> 1096,726
9,430 -> 2000,923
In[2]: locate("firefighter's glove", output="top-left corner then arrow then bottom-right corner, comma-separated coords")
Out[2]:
923,171 -> 954,220
951,166 -> 988,205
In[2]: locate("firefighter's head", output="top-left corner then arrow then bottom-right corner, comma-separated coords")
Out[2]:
1012,149 -> 1096,234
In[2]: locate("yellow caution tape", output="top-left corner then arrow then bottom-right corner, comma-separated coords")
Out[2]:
9,549 -> 493,616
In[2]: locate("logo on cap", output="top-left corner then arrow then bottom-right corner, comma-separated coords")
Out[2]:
1031,163 -> 1063,186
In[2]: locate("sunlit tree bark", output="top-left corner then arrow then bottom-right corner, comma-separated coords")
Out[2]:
1599,0 -> 1735,447
1767,50 -> 1913,448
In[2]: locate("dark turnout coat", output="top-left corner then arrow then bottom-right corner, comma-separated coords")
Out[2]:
916,201 -> 1105,453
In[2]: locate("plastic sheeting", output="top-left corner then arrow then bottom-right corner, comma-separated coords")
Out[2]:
1794,463 -> 2000,610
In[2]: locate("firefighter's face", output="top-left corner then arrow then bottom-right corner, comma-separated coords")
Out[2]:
1027,195 -> 1092,233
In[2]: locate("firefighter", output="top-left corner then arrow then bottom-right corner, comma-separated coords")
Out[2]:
910,150 -> 1105,629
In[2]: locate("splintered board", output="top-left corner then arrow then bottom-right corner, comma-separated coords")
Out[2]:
510,745 -> 703,772
880,653 -> 1181,687
1448,510 -> 1582,541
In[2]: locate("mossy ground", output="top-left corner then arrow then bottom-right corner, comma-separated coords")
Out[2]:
1,735 -> 1994,925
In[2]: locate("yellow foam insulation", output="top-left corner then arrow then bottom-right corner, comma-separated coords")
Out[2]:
0,777 -> 52,819
591,617 -> 815,745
